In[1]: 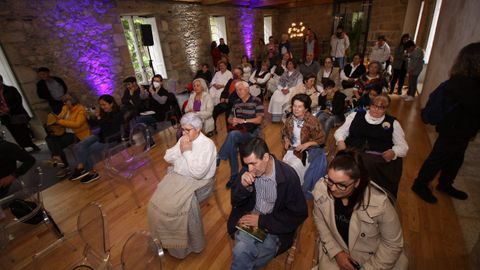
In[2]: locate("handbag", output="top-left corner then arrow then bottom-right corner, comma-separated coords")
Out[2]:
9,199 -> 44,225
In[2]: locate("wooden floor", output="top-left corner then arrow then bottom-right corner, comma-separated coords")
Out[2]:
1,96 -> 470,270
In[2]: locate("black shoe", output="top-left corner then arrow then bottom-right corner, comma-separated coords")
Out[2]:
81,172 -> 100,184
69,169 -> 89,181
56,168 -> 71,178
411,182 -> 437,203
436,185 -> 468,200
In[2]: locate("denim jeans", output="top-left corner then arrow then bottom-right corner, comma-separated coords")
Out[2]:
231,230 -> 279,270
75,135 -> 107,171
333,56 -> 345,69
218,130 -> 256,182
407,74 -> 419,97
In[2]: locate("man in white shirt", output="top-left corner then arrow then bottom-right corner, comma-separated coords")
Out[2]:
369,36 -> 391,70
330,26 -> 350,69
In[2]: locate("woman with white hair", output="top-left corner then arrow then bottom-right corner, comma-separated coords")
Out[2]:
148,112 -> 217,259
184,78 -> 215,136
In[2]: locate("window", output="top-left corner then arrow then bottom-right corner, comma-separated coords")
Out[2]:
263,16 -> 272,44
0,44 -> 32,116
424,0 -> 442,64
413,0 -> 425,43
209,16 -> 228,44
121,16 -> 167,83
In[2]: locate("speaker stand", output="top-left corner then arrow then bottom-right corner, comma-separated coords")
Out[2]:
147,46 -> 155,75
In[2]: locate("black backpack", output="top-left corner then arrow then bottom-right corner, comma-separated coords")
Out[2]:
9,199 -> 44,225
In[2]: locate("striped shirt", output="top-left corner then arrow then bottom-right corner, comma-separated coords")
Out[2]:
230,95 -> 264,120
254,159 -> 277,215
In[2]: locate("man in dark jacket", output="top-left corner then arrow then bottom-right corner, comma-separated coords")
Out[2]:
228,137 -> 308,270
1,75 -> 40,152
0,137 -> 36,198
36,67 -> 67,114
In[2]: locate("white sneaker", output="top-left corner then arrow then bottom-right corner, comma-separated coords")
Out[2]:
404,96 -> 415,102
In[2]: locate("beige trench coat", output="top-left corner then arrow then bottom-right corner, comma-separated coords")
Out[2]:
312,180 -> 408,270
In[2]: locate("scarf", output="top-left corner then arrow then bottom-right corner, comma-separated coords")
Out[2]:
279,70 -> 301,89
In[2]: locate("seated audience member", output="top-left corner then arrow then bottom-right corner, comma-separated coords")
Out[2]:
217,81 -> 264,188
209,61 -> 233,106
411,42 -> 480,203
254,38 -> 267,69
184,78 -> 214,136
240,55 -> 253,81
68,95 -> 123,183
355,83 -> 382,111
45,94 -> 90,175
212,67 -> 242,134
147,74 -> 181,124
0,75 -> 40,152
317,56 -> 340,87
340,53 -> 366,89
335,94 -> 408,197
221,55 -> 233,71
267,52 -> 290,97
317,79 -> 347,136
121,76 -> 152,124
368,35 -> 391,71
268,59 -> 303,122
299,52 -> 321,78
0,138 -> 35,198
228,137 -> 308,270
194,64 -> 213,84
288,73 -> 320,112
352,61 -> 387,102
282,94 -> 325,186
312,150 -> 408,270
248,60 -> 271,99
148,113 -> 217,259
121,76 -> 157,146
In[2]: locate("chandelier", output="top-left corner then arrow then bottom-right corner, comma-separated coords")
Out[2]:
288,22 -> 305,39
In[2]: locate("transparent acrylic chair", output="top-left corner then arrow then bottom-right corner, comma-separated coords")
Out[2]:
33,202 -> 112,270
104,123 -> 160,207
0,167 -> 63,253
117,230 -> 165,270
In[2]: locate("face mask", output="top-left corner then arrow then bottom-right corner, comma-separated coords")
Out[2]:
153,82 -> 161,89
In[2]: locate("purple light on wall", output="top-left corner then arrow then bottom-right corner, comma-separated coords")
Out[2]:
49,0 -> 115,96
238,9 -> 255,59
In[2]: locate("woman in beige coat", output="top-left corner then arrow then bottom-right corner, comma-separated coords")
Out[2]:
185,78 -> 214,136
312,150 -> 408,270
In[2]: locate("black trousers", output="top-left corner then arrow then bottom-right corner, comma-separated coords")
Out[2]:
5,122 -> 36,149
362,153 -> 403,197
414,136 -> 470,187
45,133 -> 77,166
390,67 -> 407,94
212,103 -> 231,131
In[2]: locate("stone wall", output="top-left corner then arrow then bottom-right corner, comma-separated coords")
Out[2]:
0,0 -> 271,126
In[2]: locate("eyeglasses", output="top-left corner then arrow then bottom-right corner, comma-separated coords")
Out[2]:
370,104 -> 387,111
323,175 -> 356,191
182,127 -> 195,133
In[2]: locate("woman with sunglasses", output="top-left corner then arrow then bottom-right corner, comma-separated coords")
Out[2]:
312,150 -> 408,270
334,94 -> 408,197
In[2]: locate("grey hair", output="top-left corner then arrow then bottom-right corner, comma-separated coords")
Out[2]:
61,93 -> 80,106
192,78 -> 208,92
235,80 -> 249,90
180,112 -> 203,130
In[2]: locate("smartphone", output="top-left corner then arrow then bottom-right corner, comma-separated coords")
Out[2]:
350,259 -> 361,270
